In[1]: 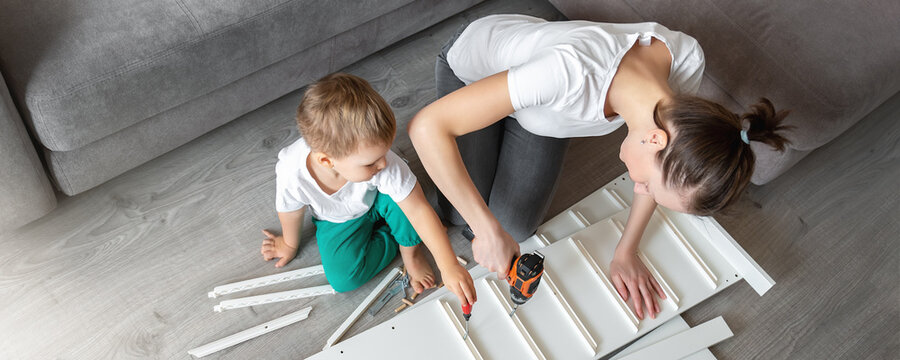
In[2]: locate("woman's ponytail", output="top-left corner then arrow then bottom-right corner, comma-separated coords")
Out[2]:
742,98 -> 792,152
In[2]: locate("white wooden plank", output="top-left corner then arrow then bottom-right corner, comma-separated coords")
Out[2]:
541,269 -> 598,352
571,238 -> 640,332
568,209 -> 592,228
610,316 -> 716,360
188,306 -> 312,358
618,316 -> 733,360
636,252 -> 680,308
655,209 -> 718,288
609,218 -> 680,308
323,267 -> 401,349
694,215 -> 776,295
602,188 -> 629,208
207,265 -> 325,298
484,279 -> 546,360
308,171 -> 770,359
309,298 -> 480,360
213,285 -> 335,312
439,300 -> 485,360
535,187 -> 627,242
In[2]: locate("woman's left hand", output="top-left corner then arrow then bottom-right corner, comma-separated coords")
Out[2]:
609,251 -> 666,320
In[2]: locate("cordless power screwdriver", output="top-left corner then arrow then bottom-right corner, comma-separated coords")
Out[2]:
459,251 -> 546,340
506,251 -> 545,316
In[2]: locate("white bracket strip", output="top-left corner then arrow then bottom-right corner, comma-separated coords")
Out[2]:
610,219 -> 679,307
536,233 -> 552,247
636,252 -> 680,308
567,209 -> 592,229
696,215 -> 776,295
603,188 -> 629,208
188,306 -> 312,358
208,265 -> 325,298
656,210 -> 718,288
484,279 -> 547,360
570,238 -> 640,332
618,316 -> 733,360
213,285 -> 335,312
541,269 -> 598,352
439,300 -> 485,360
324,267 -> 402,349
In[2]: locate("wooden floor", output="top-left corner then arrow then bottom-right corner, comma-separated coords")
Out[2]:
1,0 -> 897,358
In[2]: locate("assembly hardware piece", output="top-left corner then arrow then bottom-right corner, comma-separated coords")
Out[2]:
208,264 -> 325,298
213,284 -> 335,312
368,275 -> 409,316
324,267 -> 402,349
188,306 -> 313,358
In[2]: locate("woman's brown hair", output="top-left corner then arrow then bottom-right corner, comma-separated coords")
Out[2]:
653,95 -> 792,215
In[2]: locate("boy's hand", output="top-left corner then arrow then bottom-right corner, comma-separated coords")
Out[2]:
260,229 -> 297,268
442,263 -> 477,306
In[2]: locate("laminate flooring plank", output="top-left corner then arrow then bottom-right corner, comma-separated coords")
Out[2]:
1,0 -> 897,358
0,1 -> 563,359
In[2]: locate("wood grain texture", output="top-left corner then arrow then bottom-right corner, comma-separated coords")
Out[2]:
1,0 -> 897,359
0,1 -> 562,359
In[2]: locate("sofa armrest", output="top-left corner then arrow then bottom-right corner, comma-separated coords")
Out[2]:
0,71 -> 56,232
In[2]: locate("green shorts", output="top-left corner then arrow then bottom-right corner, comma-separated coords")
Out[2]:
313,192 -> 422,292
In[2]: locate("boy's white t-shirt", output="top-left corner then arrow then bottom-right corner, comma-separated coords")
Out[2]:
446,14 -> 706,138
274,137 -> 417,223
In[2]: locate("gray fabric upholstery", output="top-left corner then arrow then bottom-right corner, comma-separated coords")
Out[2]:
0,71 -> 56,231
549,0 -> 900,184
0,0 -> 483,230
0,0 -> 414,152
46,0 -> 482,195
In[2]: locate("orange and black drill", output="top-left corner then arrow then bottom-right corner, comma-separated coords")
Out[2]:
459,251 -> 545,341
506,251 -> 545,316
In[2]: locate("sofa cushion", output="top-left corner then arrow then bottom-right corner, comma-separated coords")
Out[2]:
0,0 -> 413,152
549,0 -> 900,151
0,71 -> 57,231
43,0 -> 484,195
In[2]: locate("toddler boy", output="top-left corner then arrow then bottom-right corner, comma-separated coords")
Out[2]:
261,73 -> 475,304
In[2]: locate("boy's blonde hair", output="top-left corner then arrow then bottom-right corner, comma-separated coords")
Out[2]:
296,73 -> 396,158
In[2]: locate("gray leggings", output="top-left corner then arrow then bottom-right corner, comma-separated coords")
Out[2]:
433,26 -> 570,242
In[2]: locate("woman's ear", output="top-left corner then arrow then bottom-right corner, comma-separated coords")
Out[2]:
647,128 -> 668,150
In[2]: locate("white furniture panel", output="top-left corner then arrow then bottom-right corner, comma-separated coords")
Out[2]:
308,173 -> 772,359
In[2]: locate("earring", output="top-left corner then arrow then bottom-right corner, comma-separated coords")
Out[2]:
640,140 -> 646,144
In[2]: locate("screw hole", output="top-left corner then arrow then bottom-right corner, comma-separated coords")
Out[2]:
392,326 -> 395,330
264,326 -> 268,329
340,351 -> 344,354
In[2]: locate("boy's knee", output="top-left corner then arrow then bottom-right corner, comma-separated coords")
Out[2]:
325,266 -> 372,293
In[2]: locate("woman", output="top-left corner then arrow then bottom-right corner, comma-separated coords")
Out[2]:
408,15 -> 790,318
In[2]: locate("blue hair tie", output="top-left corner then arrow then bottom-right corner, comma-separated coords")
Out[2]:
740,129 -> 750,144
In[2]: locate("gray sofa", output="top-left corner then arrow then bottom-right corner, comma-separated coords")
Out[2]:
0,0 -> 483,232
549,0 -> 900,186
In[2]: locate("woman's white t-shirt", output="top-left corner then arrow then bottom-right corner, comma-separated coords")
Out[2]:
446,14 -> 706,138
274,137 -> 417,223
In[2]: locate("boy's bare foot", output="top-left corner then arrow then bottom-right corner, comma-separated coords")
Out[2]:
399,244 -> 435,293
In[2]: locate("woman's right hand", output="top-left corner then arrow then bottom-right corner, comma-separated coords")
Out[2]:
471,223 -> 520,279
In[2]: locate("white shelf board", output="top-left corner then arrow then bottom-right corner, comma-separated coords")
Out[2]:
307,172 -> 771,359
